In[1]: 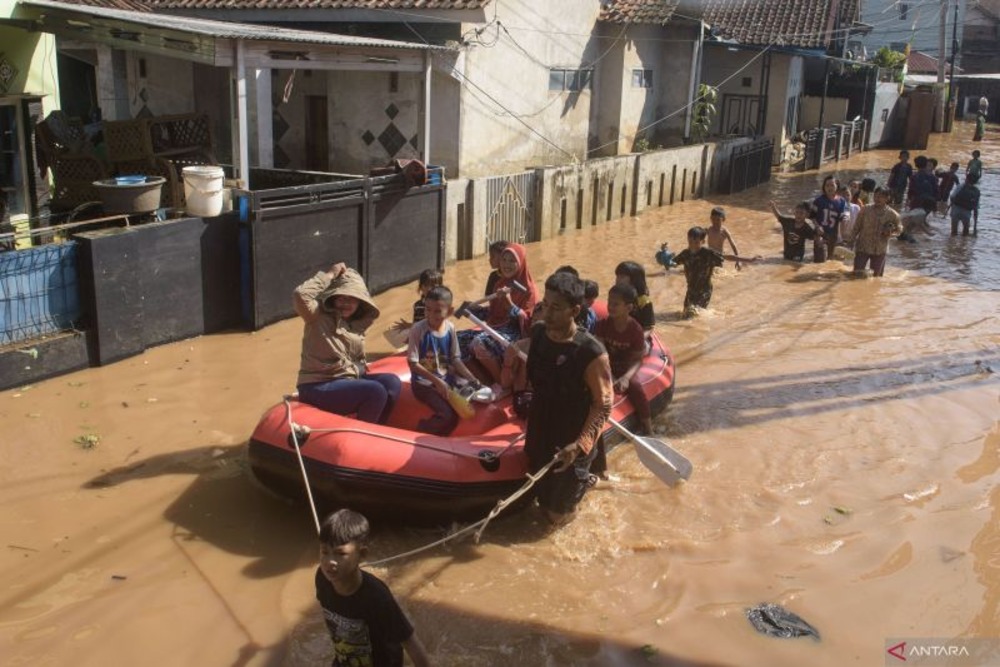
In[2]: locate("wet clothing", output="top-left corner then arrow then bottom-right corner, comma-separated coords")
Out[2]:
853,251 -> 888,277
776,215 -> 815,261
525,323 -> 605,514
951,182 -> 981,213
674,247 -> 724,314
907,170 -> 939,210
407,319 -> 462,435
630,295 -> 655,331
951,206 -> 974,235
315,569 -> 413,667
938,170 -> 960,202
593,317 -> 650,422
974,112 -> 986,141
847,205 -> 901,257
967,158 -> 983,182
888,161 -> 913,204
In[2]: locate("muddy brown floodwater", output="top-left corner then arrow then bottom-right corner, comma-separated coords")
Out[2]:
2,124 -> 999,667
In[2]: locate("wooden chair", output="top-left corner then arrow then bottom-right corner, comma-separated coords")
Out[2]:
34,114 -> 109,212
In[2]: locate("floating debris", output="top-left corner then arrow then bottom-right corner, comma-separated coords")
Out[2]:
832,506 -> 852,515
74,434 -> 100,449
16,348 -> 39,359
746,603 -> 820,640
79,401 -> 90,409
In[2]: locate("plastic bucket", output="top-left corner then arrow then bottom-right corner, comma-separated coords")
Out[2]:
182,166 -> 225,217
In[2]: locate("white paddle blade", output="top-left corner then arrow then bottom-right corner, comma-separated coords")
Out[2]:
632,436 -> 692,487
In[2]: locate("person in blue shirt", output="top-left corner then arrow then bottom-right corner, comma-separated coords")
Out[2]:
810,175 -> 848,263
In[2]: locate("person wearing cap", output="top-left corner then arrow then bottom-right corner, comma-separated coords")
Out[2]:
293,262 -> 400,424
706,206 -> 743,270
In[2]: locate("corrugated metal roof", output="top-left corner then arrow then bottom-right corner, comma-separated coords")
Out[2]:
599,0 -> 679,25
21,0 -> 449,49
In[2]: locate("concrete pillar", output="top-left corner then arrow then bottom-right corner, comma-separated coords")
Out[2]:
95,46 -> 130,120
254,69 -> 273,168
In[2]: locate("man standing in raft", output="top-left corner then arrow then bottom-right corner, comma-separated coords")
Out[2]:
526,272 -> 613,526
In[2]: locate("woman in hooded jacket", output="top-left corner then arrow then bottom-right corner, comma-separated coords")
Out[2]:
293,262 -> 400,424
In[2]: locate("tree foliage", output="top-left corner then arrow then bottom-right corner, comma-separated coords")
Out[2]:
691,83 -> 719,143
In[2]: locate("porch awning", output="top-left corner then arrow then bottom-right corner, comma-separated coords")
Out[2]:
16,0 -> 448,69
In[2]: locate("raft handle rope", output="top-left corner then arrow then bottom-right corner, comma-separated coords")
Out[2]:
284,394 -> 556,564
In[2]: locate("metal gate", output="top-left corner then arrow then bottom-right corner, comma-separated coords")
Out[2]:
484,171 -> 536,248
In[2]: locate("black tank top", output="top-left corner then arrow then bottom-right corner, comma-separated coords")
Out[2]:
525,323 -> 606,466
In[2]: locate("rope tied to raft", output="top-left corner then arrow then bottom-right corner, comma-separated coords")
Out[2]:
282,398 -> 556,565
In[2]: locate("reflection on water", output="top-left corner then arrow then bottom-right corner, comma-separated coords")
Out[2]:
0,124 -> 998,666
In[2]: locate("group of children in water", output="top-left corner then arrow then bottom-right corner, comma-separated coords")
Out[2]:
304,148 -> 989,666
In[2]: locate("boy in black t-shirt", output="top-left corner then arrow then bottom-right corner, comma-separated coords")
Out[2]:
316,510 -> 429,667
769,199 -> 816,262
674,226 -> 751,318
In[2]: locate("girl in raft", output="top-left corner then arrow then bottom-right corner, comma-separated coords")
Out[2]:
293,262 -> 400,424
458,243 -> 538,385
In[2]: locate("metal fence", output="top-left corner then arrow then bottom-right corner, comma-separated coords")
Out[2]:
0,242 -> 81,345
721,137 -> 774,194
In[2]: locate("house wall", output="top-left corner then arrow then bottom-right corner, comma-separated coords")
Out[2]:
457,0 -> 602,176
868,81 -> 902,147
596,22 -> 697,156
0,11 -> 60,105
800,95 -> 850,130
125,52 -> 195,117
961,3 -> 1000,74
702,47 -> 799,160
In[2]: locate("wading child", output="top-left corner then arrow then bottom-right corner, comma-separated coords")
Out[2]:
967,150 -> 983,183
950,173 -> 981,236
316,509 -> 429,667
593,283 -> 652,436
706,206 -> 743,270
848,179 -> 862,206
907,156 -> 938,211
938,162 -> 961,209
407,286 -> 480,435
811,175 -> 848,262
614,261 -> 654,334
859,177 -> 877,206
769,199 -> 816,262
393,268 -> 444,332
888,150 -> 913,209
899,196 -> 937,241
674,226 -> 752,318
837,183 -> 860,242
846,186 -> 901,277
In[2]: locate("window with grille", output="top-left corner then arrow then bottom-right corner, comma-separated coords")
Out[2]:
549,68 -> 593,92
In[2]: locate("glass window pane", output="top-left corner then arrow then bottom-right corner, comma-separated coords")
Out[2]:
549,69 -> 565,91
632,69 -> 643,87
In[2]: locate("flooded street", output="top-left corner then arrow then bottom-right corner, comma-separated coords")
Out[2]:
2,124 -> 999,666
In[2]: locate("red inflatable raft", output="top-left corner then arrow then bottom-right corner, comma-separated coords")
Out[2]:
248,334 -> 675,522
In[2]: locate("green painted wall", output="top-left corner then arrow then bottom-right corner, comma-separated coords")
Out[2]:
0,1 -> 60,107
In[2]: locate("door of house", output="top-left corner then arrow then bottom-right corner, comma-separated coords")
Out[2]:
305,95 -> 329,172
721,94 -> 763,137
483,171 -> 536,249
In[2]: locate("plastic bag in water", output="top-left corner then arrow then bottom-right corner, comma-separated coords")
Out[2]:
745,603 -> 820,640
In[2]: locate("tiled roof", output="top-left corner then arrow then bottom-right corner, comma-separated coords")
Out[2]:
57,0 -> 151,10
599,0 -> 679,25
112,0 -> 490,8
704,0 -> 840,49
907,50 -> 961,75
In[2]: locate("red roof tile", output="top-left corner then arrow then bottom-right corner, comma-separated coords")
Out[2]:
704,0 -> 842,49
112,0 -> 490,8
907,50 -> 961,74
599,0 -> 679,25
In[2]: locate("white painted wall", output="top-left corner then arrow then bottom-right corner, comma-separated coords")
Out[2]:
456,0 -> 602,176
800,95 -> 850,130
